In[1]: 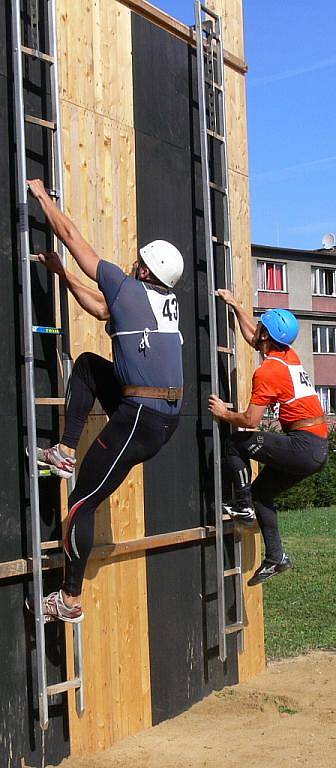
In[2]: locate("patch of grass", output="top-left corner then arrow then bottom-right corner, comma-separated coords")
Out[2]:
263,506 -> 336,660
278,705 -> 298,715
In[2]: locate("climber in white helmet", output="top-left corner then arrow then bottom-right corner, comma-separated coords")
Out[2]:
26,179 -> 184,624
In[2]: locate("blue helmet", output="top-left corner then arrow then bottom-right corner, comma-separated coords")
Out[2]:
260,308 -> 299,346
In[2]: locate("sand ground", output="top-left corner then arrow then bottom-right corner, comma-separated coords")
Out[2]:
56,651 -> 336,768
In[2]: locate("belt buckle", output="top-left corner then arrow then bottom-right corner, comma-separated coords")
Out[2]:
167,387 -> 177,402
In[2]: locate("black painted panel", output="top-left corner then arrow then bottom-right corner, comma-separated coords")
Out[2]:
0,6 -> 69,765
132,13 -> 238,725
0,576 -> 69,768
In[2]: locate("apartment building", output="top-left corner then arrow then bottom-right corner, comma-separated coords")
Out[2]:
251,243 -> 336,420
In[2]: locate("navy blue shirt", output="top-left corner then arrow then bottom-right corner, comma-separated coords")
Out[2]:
97,260 -> 183,415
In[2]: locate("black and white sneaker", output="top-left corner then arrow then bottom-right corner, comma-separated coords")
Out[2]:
248,552 -> 292,587
222,502 -> 257,527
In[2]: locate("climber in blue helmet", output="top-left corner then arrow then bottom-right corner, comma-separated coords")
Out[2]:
258,308 -> 299,347
208,290 -> 328,587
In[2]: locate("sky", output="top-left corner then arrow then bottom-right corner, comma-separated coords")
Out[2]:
152,1 -> 336,250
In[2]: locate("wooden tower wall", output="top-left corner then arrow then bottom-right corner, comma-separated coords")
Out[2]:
0,1 -> 265,765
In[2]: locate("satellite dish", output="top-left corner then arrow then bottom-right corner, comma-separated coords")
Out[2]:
322,233 -> 336,249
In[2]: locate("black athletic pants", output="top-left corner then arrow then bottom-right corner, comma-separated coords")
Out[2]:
224,429 -> 328,562
61,353 -> 179,595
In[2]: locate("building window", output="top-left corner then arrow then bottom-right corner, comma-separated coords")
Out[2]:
316,386 -> 336,414
257,261 -> 286,292
312,325 -> 336,353
311,266 -> 336,296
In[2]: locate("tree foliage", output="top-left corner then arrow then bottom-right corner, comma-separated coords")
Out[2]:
274,426 -> 336,511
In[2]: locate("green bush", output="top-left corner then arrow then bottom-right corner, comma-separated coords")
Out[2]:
270,426 -> 336,511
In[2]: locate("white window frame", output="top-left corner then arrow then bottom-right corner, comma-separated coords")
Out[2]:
257,260 -> 287,293
312,324 -> 336,354
316,386 -> 336,414
311,266 -> 336,297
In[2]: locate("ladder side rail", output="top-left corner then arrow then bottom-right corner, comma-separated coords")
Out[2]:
47,0 -> 84,713
216,14 -> 244,652
216,17 -> 236,400
195,1 -> 227,663
47,0 -> 73,390
234,532 -> 244,653
12,0 -> 49,730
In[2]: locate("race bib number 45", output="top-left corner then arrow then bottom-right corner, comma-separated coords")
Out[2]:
288,365 -> 316,400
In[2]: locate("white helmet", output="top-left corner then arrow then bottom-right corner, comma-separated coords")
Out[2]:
140,240 -> 184,288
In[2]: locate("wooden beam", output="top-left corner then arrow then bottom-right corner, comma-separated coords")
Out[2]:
0,526 -> 220,581
116,0 -> 248,73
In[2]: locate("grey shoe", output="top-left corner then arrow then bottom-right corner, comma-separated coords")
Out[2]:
222,501 -> 257,527
248,552 -> 293,587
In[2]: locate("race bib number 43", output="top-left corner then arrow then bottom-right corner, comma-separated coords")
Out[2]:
144,286 -> 179,333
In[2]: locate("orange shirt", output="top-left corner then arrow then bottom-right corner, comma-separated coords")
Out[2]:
250,347 -> 327,438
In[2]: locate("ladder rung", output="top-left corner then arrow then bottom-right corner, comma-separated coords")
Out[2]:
47,678 -> 81,697
217,345 -> 234,354
222,513 -> 233,523
224,621 -> 244,636
45,187 -> 60,199
41,540 -> 63,551
209,181 -> 227,195
207,128 -> 225,142
204,77 -> 223,92
212,236 -> 230,247
32,326 -> 63,335
224,567 -> 241,577
200,5 -> 219,22
21,45 -> 54,64
35,397 -> 65,405
25,114 -> 56,131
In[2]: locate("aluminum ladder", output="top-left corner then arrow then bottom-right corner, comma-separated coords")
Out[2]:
195,1 -> 244,662
11,0 -> 84,729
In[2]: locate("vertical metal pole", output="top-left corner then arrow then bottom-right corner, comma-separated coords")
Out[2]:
12,0 -> 49,730
195,1 -> 227,662
47,0 -> 72,390
73,623 -> 85,715
48,0 -> 84,713
216,15 -> 236,400
216,11 -> 244,653
234,532 -> 244,653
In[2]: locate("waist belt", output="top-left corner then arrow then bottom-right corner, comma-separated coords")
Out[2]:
283,415 -> 327,432
121,385 -> 183,402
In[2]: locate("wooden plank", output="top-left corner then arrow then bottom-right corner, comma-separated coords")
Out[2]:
0,559 -> 28,578
58,0 -> 135,124
117,0 -> 248,72
0,527 -> 218,580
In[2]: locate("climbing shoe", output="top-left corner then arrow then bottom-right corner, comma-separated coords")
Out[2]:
222,501 -> 257,527
248,552 -> 292,587
36,444 -> 76,479
25,590 -> 84,624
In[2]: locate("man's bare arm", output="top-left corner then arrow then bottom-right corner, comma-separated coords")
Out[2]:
209,394 -> 265,429
28,179 -> 100,281
217,289 -> 256,347
38,252 -> 109,320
